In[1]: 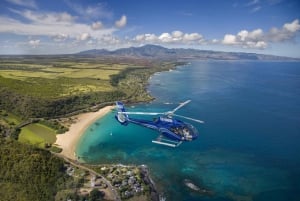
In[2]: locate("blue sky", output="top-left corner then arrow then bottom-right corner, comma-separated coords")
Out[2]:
0,0 -> 299,57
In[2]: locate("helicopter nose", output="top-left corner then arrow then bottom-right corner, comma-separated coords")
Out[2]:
192,131 -> 199,139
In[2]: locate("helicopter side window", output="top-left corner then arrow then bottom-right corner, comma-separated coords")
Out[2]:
172,126 -> 183,136
171,127 -> 179,135
183,127 -> 190,136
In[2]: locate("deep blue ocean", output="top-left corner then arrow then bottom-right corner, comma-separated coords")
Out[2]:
76,61 -> 300,201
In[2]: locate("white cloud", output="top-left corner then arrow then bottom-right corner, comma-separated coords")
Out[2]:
1,6 -> 299,54
56,12 -> 75,23
255,41 -> 267,48
0,10 -> 116,41
115,15 -> 127,28
183,33 -> 203,41
221,19 -> 300,49
222,34 -> 237,45
78,33 -> 91,41
237,29 -> 263,41
172,30 -> 183,38
222,31 -> 265,47
159,33 -> 173,42
268,27 -> 287,42
249,29 -> 263,39
97,34 -> 121,45
283,19 -> 300,32
52,33 -> 68,42
246,0 -> 260,6
244,41 -> 267,49
87,40 -> 95,45
134,34 -> 145,42
246,0 -> 261,13
28,39 -> 40,47
5,0 -> 37,9
135,34 -> 158,42
65,1 -> 112,19
133,31 -> 205,45
9,9 -> 75,24
91,21 -> 103,30
237,30 -> 248,41
212,39 -> 219,43
145,34 -> 158,41
267,19 -> 300,42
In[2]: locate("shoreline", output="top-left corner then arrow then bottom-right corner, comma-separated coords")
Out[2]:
55,105 -> 115,160
54,62 -> 184,161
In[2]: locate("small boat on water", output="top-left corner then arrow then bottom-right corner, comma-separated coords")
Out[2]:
184,179 -> 200,191
183,179 -> 214,196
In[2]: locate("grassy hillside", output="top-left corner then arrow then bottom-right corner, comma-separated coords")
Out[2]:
0,57 -> 131,99
0,56 -> 177,119
0,56 -> 138,118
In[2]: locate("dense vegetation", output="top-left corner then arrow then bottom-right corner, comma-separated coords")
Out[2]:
0,56 -> 180,146
0,139 -> 109,201
0,56 -> 180,149
0,55 -> 180,201
0,56 -> 177,119
0,139 -> 69,201
0,86 -> 125,118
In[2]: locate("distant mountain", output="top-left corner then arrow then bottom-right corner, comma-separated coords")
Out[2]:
113,45 -> 170,57
77,44 -> 299,61
77,48 -> 110,55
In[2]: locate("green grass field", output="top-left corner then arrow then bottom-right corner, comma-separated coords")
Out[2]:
18,123 -> 57,147
0,57 -> 145,98
0,110 -> 22,129
3,112 -> 21,125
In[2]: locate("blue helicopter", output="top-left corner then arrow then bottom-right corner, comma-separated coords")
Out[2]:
115,100 -> 204,147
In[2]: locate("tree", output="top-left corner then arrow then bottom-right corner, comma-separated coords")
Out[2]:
89,189 -> 104,201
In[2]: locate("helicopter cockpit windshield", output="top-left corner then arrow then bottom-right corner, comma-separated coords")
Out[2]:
186,123 -> 199,137
169,123 -> 198,140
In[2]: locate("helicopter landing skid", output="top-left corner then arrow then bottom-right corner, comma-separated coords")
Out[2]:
152,136 -> 183,147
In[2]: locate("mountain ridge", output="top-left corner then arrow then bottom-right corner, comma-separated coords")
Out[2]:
77,44 -> 299,60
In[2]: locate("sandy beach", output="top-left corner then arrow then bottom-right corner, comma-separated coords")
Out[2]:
55,106 -> 115,160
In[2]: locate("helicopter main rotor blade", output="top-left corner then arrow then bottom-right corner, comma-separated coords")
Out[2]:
173,114 -> 205,124
119,111 -> 163,115
170,100 -> 191,114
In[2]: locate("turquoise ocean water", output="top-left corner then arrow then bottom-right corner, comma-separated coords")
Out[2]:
76,61 -> 300,201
